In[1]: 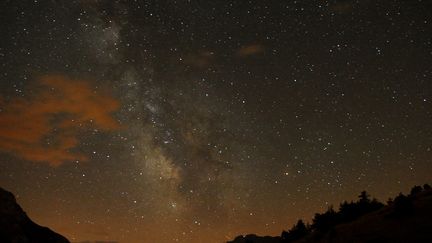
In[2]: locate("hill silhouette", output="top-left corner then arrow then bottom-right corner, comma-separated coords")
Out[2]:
0,187 -> 70,243
228,184 -> 432,243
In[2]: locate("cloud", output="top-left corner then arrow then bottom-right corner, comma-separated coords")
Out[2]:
236,44 -> 265,57
182,50 -> 215,68
328,0 -> 363,14
330,2 -> 354,14
0,75 -> 121,166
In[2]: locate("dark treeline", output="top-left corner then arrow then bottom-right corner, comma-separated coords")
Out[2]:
278,184 -> 431,243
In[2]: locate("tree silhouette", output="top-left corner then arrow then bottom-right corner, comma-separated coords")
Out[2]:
387,197 -> 393,205
229,183 -> 432,243
410,185 -> 423,196
339,200 -> 357,222
393,193 -> 414,216
312,206 -> 338,231
281,219 -> 309,242
337,192 -> 384,224
358,191 -> 371,203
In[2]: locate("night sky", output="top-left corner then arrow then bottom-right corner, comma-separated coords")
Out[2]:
1,1 -> 432,242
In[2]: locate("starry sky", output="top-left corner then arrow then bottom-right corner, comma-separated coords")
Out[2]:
1,0 -> 432,242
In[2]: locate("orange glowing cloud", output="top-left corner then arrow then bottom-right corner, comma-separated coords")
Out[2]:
0,75 -> 121,166
236,44 -> 265,57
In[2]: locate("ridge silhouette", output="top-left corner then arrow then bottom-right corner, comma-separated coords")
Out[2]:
0,187 -> 70,243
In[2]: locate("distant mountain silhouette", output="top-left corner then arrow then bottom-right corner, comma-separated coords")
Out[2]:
228,184 -> 432,243
0,187 -> 70,243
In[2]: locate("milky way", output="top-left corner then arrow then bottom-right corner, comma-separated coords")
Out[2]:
1,1 -> 432,242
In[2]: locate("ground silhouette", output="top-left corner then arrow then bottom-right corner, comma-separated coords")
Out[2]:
0,187 -> 70,243
228,184 -> 432,243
